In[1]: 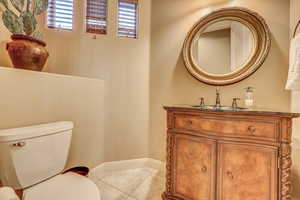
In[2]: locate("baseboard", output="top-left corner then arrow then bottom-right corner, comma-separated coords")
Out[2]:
90,158 -> 164,177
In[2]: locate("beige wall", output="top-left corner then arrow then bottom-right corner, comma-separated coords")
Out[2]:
150,0 -> 291,160
0,0 -> 151,162
42,0 -> 151,161
290,0 -> 300,199
0,67 -> 104,169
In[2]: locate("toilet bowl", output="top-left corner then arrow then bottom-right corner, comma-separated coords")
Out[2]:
0,122 -> 101,200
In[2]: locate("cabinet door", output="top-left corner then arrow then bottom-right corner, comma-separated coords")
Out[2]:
172,133 -> 217,200
217,141 -> 278,200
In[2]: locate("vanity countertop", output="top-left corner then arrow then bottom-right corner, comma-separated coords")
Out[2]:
164,105 -> 300,118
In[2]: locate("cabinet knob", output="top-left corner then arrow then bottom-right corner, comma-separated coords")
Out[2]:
227,171 -> 234,179
247,125 -> 256,135
201,166 -> 207,173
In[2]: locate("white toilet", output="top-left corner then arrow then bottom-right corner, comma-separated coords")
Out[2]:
0,121 -> 101,200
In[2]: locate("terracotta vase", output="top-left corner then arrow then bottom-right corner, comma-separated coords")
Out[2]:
6,34 -> 49,71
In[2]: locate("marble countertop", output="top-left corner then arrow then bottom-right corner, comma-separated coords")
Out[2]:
164,104 -> 300,117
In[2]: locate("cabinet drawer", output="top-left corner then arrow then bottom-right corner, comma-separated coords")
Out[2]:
174,114 -> 278,141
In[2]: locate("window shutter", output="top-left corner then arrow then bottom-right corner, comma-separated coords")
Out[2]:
86,0 -> 108,34
118,0 -> 139,38
47,0 -> 74,30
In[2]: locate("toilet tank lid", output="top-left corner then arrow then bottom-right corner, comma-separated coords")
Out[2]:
0,121 -> 74,142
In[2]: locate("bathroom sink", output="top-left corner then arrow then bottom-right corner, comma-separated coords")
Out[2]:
192,105 -> 247,111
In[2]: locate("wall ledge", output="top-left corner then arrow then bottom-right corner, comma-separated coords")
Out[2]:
0,66 -> 104,82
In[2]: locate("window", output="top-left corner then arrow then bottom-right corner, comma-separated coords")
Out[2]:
118,0 -> 139,38
47,0 -> 74,30
86,0 -> 108,34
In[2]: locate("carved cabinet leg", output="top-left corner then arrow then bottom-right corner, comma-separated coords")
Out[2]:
280,144 -> 292,200
165,133 -> 173,195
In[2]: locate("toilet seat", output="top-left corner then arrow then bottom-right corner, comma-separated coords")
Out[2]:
23,173 -> 101,200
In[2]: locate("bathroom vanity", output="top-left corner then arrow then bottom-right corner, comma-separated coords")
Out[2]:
162,106 -> 300,200
163,6 -> 300,200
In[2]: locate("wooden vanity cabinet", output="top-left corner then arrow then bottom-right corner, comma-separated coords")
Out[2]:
217,141 -> 278,200
172,134 -> 217,200
162,107 -> 300,200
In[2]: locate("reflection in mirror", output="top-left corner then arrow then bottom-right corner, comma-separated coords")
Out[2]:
192,20 -> 254,75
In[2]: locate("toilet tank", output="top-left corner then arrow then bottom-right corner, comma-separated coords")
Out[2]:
0,121 -> 73,189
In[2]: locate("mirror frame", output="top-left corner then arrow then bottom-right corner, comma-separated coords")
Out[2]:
183,7 -> 271,86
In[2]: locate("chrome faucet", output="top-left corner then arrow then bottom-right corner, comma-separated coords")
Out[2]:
215,87 -> 221,108
232,98 -> 240,109
199,97 -> 205,107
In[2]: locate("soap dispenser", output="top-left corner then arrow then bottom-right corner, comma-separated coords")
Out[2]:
245,87 -> 254,108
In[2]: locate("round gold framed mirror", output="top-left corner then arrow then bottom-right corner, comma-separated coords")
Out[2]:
183,7 -> 271,86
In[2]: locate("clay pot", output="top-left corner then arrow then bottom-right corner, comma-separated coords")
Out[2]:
6,34 -> 49,71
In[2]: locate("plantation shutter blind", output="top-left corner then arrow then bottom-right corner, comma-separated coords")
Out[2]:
47,0 -> 74,30
118,0 -> 139,38
86,0 -> 108,34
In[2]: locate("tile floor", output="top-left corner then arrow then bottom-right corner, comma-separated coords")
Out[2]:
89,159 -> 166,200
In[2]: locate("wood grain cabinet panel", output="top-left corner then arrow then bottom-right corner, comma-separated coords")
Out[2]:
163,108 -> 299,200
217,141 -> 278,200
172,134 -> 216,200
174,114 -> 277,142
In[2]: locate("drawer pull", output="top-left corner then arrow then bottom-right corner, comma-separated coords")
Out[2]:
247,125 -> 256,135
227,171 -> 234,179
201,166 -> 207,173
186,120 -> 193,125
